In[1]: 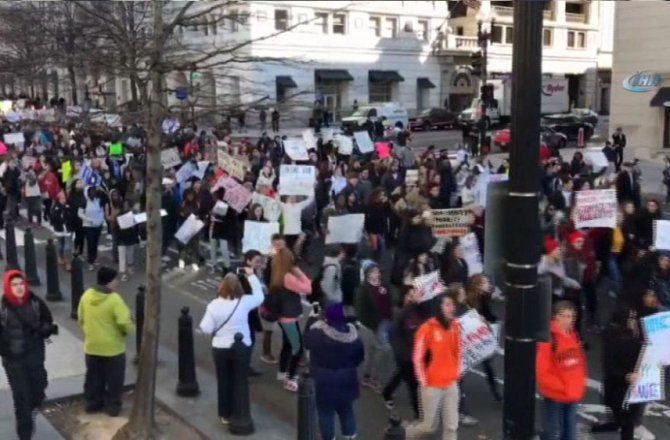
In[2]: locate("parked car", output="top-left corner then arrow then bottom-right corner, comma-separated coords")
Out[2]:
409,108 -> 458,131
493,126 -> 568,152
541,114 -> 594,141
571,108 -> 599,127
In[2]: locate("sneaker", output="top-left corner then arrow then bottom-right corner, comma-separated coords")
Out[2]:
459,414 -> 479,427
162,255 -> 171,263
220,417 -> 230,425
261,354 -> 278,364
121,274 -> 129,282
284,379 -> 299,392
87,264 -> 95,272
276,372 -> 287,381
178,259 -> 185,269
634,425 -> 656,440
192,264 -> 200,272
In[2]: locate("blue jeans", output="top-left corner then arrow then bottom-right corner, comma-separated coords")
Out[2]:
317,402 -> 356,440
542,398 -> 577,440
608,255 -> 622,296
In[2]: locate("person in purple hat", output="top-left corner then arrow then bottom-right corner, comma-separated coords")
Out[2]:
304,303 -> 364,440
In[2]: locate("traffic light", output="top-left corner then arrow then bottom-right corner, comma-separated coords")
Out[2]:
470,51 -> 483,77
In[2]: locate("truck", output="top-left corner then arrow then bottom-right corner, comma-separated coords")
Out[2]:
457,77 -> 569,129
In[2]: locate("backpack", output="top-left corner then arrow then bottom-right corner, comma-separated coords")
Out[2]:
311,264 -> 338,307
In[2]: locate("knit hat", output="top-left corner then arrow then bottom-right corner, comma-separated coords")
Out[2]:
325,303 -> 346,325
568,231 -> 585,245
545,236 -> 560,255
97,266 -> 118,286
361,259 -> 379,277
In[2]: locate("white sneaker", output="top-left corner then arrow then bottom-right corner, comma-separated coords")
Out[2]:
161,255 -> 171,262
459,414 -> 479,427
192,264 -> 200,272
634,425 -> 656,440
276,372 -> 287,381
178,259 -> 185,269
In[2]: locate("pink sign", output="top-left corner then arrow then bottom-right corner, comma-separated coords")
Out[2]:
375,142 -> 391,159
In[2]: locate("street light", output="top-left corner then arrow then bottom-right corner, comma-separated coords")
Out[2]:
474,18 -> 495,156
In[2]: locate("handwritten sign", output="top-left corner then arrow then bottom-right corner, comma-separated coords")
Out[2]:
654,220 -> 670,251
325,214 -> 365,244
161,147 -> 182,169
642,311 -> 670,367
217,150 -> 247,181
279,165 -> 316,196
3,132 -> 24,147
573,189 -> 617,229
251,192 -> 281,222
413,271 -> 445,303
431,209 -> 472,237
459,309 -> 498,372
212,201 -> 229,217
223,180 -> 252,213
117,212 -> 136,230
353,130 -> 374,154
284,138 -> 309,161
405,169 -> 419,187
242,221 -> 280,254
175,214 -> 204,244
461,232 -> 483,276
302,129 -> 318,150
585,150 -> 609,169
335,135 -> 353,155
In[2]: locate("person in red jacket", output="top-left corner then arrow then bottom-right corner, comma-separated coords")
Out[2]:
537,301 -> 587,440
406,294 -> 461,440
38,162 -> 61,222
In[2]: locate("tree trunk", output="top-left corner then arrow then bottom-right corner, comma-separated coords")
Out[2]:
112,1 -> 164,438
67,65 -> 78,105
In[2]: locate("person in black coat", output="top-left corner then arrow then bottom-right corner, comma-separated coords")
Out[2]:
50,191 -> 75,270
115,201 -> 140,282
591,305 -> 644,440
67,179 -> 87,256
441,240 -> 469,286
612,127 -> 627,172
616,162 -> 641,208
392,211 -> 436,286
634,199 -> 661,251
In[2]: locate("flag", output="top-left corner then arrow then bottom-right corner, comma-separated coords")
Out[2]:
462,0 -> 481,11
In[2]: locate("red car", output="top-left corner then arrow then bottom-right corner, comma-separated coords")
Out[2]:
493,127 -> 568,152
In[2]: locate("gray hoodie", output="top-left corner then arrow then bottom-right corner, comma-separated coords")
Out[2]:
320,256 -> 343,305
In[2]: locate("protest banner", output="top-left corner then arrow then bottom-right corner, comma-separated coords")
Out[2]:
335,134 -> 353,155
353,130 -> 374,154
461,232 -> 483,276
302,129 -> 318,150
459,309 -> 498,372
251,192 -> 282,222
375,142 -> 391,159
654,220 -> 670,251
242,221 -> 280,254
325,214 -> 365,244
279,164 -> 316,196
175,161 -> 195,183
160,147 -> 182,169
223,181 -> 252,213
3,132 -> 24,147
573,189 -> 617,229
430,209 -> 472,238
405,169 -> 419,187
217,150 -> 247,181
284,138 -> 309,161
117,212 -> 136,230
413,271 -> 445,303
175,214 -> 205,244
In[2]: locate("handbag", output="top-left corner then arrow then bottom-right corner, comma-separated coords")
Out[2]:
210,297 -> 242,341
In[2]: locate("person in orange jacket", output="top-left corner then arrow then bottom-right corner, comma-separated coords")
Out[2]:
406,293 -> 461,440
537,300 -> 587,440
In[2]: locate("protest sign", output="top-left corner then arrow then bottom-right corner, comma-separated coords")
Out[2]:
223,181 -> 252,213
117,212 -> 136,230
654,220 -> 670,251
375,142 -> 391,159
625,347 -> 664,404
353,131 -> 374,154
82,165 -> 102,187
3,132 -> 24,147
175,214 -> 204,244
133,212 -> 148,224
459,309 -> 498,372
251,192 -> 281,222
461,232 -> 483,276
321,128 -> 335,142
573,189 -> 617,229
302,129 -> 318,150
242,221 -> 280,254
487,173 -> 509,184
405,169 -> 419,187
161,147 -> 182,169
212,201 -> 229,217
641,311 -> 670,367
585,150 -> 609,169
325,214 -> 365,244
430,209 -> 472,238
279,165 -> 316,196
217,150 -> 247,181
335,135 -> 353,155
176,161 -> 195,183
284,138 -> 309,161
192,161 -> 210,180
413,271 -> 445,303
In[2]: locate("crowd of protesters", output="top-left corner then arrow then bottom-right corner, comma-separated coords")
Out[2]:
0,100 -> 666,440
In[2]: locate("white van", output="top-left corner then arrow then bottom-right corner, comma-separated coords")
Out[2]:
341,102 -> 409,133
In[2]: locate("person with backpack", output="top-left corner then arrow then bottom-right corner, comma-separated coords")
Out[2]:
199,270 -> 264,424
0,270 -> 57,440
537,301 -> 587,440
317,245 -> 345,307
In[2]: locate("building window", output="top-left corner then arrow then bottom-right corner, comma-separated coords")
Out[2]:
274,9 -> 289,31
314,12 -> 328,34
229,10 -> 238,32
456,26 -> 464,36
417,20 -> 429,41
505,27 -> 514,44
404,21 -> 414,33
565,1 -> 585,15
567,30 -> 586,48
332,13 -> 346,34
369,17 -> 381,37
383,17 -> 398,38
543,28 -> 552,47
369,82 -> 393,103
491,25 -> 503,43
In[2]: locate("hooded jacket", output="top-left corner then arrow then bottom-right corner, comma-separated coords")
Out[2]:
536,320 -> 587,403
320,256 -> 342,305
412,317 -> 461,388
77,285 -> 135,356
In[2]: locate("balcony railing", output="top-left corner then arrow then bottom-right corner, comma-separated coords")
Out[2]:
454,35 -> 479,49
566,12 -> 586,23
493,5 -> 513,16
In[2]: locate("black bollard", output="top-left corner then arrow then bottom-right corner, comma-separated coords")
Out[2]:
176,307 -> 200,397
134,285 -> 145,363
45,239 -> 63,301
70,255 -> 84,319
5,219 -> 19,271
384,415 -> 406,440
297,372 -> 318,440
23,228 -> 40,285
228,332 -> 254,435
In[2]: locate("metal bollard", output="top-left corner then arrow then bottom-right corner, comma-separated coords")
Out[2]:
228,332 -> 255,435
23,228 -> 40,285
70,255 -> 84,319
176,307 -> 200,397
384,415 -> 406,440
134,285 -> 145,364
5,219 -> 20,271
45,239 -> 63,301
297,372 -> 318,440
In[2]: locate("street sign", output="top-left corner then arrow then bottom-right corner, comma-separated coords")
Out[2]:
175,87 -> 188,101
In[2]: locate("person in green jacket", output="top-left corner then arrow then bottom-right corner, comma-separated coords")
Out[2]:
78,267 -> 135,416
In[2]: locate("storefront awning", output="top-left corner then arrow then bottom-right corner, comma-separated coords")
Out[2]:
276,76 -> 297,88
650,87 -> 670,107
417,77 -> 436,89
369,70 -> 405,83
315,69 -> 353,82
